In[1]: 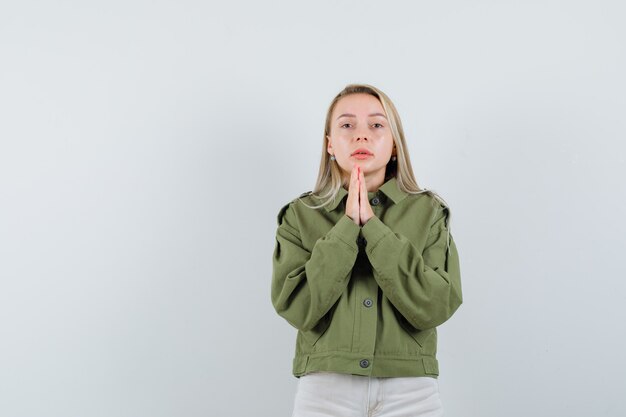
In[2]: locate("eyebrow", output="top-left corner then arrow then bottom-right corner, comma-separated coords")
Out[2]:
336,113 -> 387,120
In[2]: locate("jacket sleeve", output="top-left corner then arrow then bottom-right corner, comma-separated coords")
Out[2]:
271,201 -> 361,332
360,205 -> 463,330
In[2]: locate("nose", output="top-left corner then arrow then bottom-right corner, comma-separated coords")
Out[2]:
352,123 -> 370,141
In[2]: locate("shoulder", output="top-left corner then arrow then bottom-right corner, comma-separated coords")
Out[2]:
404,189 -> 451,229
404,189 -> 448,211
423,191 -> 452,231
276,191 -> 313,226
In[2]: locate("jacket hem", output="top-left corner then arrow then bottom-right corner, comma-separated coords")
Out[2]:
292,352 -> 439,378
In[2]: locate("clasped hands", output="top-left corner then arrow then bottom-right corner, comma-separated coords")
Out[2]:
346,165 -> 375,227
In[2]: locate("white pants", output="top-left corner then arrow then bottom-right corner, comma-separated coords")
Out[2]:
291,371 -> 444,417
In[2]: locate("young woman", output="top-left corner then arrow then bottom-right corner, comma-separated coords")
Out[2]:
271,83 -> 463,417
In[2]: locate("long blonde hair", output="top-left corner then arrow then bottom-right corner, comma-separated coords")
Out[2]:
302,83 -> 449,205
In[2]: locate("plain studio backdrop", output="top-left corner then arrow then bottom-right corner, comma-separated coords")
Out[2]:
1,1 -> 625,416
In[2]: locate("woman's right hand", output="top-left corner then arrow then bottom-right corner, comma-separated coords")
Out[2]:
345,165 -> 360,225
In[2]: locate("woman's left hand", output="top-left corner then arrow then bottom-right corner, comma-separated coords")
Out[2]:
358,167 -> 375,226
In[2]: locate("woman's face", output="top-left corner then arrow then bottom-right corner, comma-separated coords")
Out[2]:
326,93 -> 395,184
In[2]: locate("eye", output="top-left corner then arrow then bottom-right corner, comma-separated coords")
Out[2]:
373,123 -> 384,128
340,123 -> 352,128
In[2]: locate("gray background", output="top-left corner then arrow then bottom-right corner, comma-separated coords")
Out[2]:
1,1 -> 625,416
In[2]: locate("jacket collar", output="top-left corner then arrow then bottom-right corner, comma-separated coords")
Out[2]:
323,176 -> 408,212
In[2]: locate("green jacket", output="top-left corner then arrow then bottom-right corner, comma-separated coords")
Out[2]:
271,176 -> 463,378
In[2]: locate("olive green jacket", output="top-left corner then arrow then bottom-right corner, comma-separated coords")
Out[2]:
271,176 -> 463,378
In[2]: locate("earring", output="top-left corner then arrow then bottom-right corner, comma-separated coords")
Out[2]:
391,155 -> 397,161
330,155 -> 335,161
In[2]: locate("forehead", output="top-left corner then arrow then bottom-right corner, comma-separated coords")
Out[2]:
332,93 -> 384,116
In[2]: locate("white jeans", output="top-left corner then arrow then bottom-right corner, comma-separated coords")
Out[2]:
291,371 -> 444,417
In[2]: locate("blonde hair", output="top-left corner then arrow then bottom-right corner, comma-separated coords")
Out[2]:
299,83 -> 453,247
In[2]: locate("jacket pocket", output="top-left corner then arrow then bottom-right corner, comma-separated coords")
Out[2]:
300,313 -> 332,347
398,316 -> 433,348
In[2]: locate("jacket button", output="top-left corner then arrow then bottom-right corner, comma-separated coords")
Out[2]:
363,298 -> 373,308
359,359 -> 370,368
371,196 -> 380,206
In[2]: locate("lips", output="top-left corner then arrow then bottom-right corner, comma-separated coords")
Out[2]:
351,148 -> 373,156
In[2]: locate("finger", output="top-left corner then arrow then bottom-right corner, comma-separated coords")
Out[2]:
363,172 -> 371,208
359,168 -> 366,196
356,170 -> 363,207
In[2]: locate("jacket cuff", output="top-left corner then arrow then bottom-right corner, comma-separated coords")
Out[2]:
361,215 -> 391,252
328,214 -> 361,251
